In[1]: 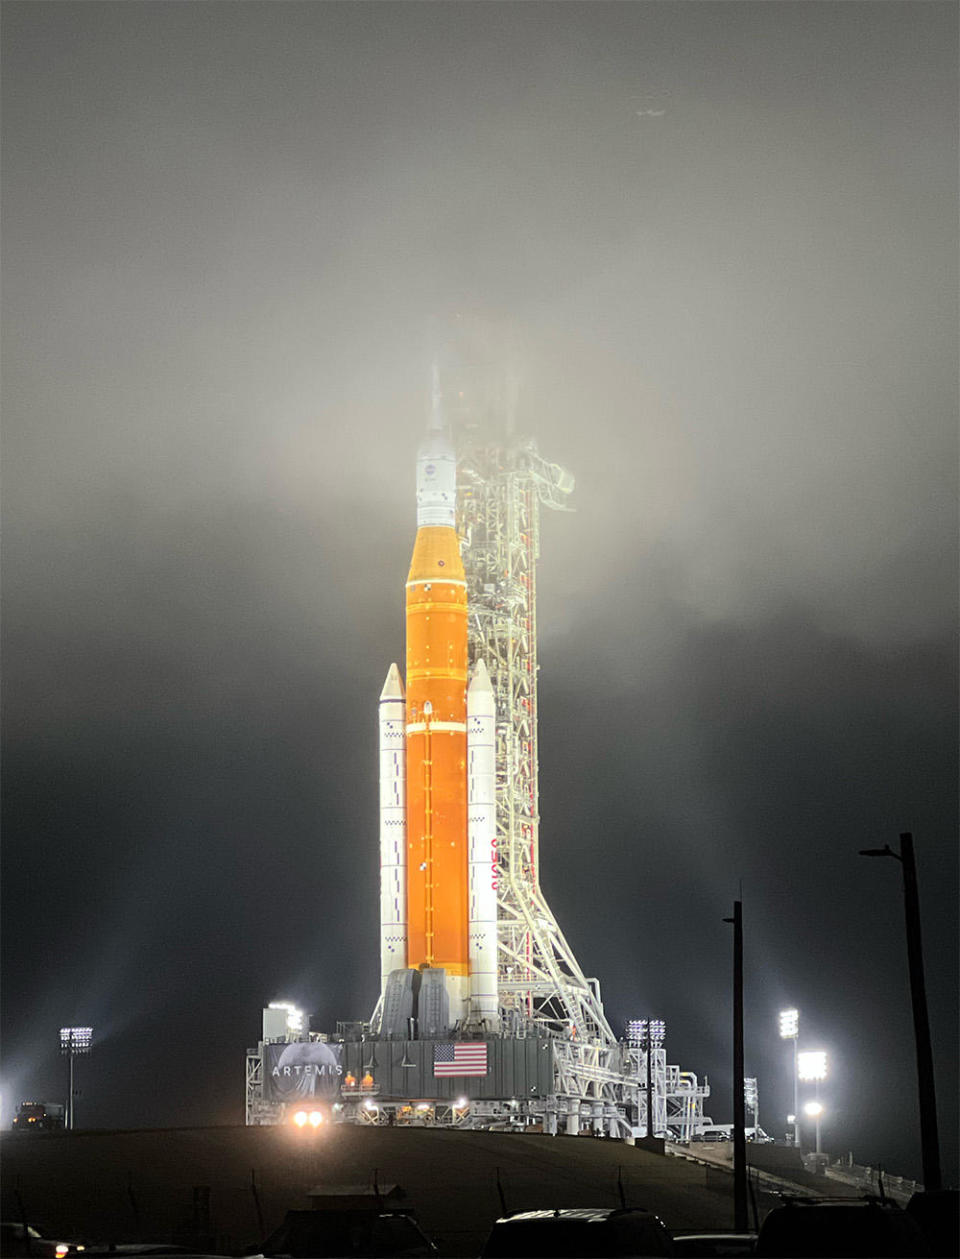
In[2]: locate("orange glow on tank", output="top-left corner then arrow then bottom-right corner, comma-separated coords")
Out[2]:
405,525 -> 469,975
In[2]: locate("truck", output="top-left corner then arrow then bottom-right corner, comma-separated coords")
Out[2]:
12,1101 -> 65,1132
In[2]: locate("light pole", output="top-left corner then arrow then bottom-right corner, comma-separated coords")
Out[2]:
860,833 -> 942,1192
779,1008 -> 799,1148
626,1017 -> 665,1137
724,901 -> 747,1233
798,1050 -> 827,1156
59,1026 -> 93,1130
804,1100 -> 824,1155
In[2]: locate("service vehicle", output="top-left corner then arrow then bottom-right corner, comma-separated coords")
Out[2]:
12,1102 -> 65,1132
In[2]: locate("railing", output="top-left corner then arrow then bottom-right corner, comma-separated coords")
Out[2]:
822,1158 -> 920,1203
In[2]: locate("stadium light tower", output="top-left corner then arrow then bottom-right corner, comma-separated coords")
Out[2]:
59,1026 -> 92,1130
626,1019 -> 665,1138
804,1099 -> 825,1154
798,1051 -> 827,1156
779,1008 -> 799,1148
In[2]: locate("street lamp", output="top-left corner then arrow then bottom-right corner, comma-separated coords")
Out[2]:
59,1026 -> 93,1130
779,1008 -> 799,1148
860,833 -> 942,1192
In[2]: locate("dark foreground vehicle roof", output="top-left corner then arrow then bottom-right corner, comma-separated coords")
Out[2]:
905,1189 -> 960,1258
671,1232 -> 757,1256
755,1197 -> 931,1257
481,1207 -> 674,1257
258,1208 -> 436,1258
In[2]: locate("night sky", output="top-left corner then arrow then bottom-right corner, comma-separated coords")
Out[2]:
2,2 -> 956,1184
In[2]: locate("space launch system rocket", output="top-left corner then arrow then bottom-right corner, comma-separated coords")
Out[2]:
378,375 -> 499,1035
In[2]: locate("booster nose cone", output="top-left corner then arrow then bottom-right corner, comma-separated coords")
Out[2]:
380,662 -> 405,702
467,659 -> 495,712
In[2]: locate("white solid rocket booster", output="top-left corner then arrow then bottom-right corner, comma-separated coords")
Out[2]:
467,659 -> 499,1030
378,662 -> 407,993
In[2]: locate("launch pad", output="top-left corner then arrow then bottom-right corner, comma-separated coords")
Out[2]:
245,330 -> 709,1138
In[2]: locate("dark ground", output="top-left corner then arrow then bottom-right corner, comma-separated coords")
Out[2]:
0,1125 -> 815,1255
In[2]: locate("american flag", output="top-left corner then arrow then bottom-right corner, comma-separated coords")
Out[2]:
433,1042 -> 488,1077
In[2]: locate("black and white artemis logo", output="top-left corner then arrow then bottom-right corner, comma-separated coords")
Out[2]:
266,1041 -> 343,1101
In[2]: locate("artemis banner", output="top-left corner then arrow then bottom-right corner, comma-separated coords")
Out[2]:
263,1040 -> 343,1102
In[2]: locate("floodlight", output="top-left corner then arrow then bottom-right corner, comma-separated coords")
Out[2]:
60,1027 -> 93,1055
779,1009 -> 799,1039
803,1101 -> 823,1117
268,1001 -> 304,1033
626,1018 -> 664,1042
787,1113 -> 796,1124
293,1110 -> 308,1127
456,1097 -> 467,1109
416,1102 -> 429,1112
798,1050 -> 827,1081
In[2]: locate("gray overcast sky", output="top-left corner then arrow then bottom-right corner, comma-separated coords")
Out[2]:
2,2 -> 957,1181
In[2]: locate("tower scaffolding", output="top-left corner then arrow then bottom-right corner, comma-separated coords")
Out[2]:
445,346 -> 708,1133
456,435 -> 614,1046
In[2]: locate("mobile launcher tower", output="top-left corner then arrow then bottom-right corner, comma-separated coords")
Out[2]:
246,337 -> 709,1138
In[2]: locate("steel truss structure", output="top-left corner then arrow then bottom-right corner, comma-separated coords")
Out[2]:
454,421 -> 709,1136
457,435 -> 611,1044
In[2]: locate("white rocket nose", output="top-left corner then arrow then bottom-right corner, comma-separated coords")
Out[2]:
416,432 -> 457,529
416,361 -> 457,529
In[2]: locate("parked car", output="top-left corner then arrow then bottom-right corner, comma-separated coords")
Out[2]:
0,1224 -> 83,1258
254,1208 -> 436,1257
672,1233 -> 757,1256
691,1126 -> 771,1144
481,1207 -> 675,1256
755,1197 -> 930,1257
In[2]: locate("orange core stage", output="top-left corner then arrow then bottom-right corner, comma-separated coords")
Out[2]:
405,525 -> 469,976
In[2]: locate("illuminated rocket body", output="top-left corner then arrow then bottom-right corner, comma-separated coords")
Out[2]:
405,414 -> 470,1010
378,382 -> 498,1031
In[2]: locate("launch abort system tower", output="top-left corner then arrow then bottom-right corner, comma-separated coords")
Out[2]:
245,339 -> 709,1136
